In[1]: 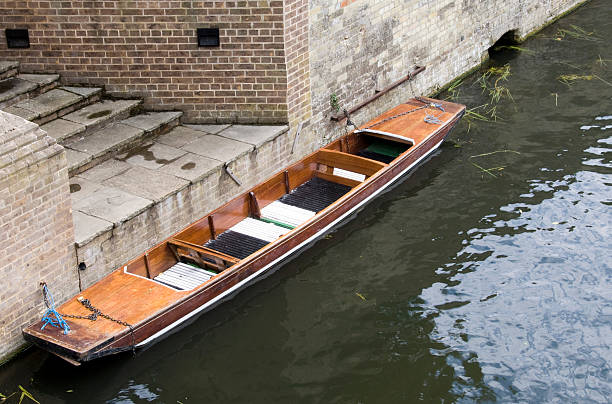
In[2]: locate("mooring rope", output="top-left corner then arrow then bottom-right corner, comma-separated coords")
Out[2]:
41,283 -> 71,334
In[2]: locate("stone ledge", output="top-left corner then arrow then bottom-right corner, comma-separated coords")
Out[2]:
74,123 -> 290,286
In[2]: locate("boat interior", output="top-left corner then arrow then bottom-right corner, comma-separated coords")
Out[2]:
123,130 -> 414,291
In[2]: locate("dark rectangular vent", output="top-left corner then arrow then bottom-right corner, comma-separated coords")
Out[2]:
6,29 -> 30,49
197,28 -> 219,47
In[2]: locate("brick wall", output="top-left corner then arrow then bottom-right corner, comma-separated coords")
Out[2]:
283,0 -> 312,129
0,1 -> 288,124
0,112 -> 79,363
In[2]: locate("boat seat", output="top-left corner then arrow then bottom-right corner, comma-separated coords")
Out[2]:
260,201 -> 316,228
229,217 -> 290,242
154,262 -> 216,291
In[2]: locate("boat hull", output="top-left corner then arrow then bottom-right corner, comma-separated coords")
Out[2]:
23,99 -> 465,363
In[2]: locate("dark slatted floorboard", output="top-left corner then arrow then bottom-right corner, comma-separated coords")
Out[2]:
280,177 -> 352,213
204,230 -> 269,260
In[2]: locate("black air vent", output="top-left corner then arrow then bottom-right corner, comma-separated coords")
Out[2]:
6,29 -> 30,49
197,28 -> 220,47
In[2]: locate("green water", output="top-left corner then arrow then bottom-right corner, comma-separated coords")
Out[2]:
1,1 -> 611,402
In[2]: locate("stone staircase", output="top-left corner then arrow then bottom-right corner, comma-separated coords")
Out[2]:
0,61 -> 183,177
1,60 -> 289,287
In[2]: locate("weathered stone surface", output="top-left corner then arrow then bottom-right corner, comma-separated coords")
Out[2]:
64,123 -> 144,158
121,111 -> 182,132
102,166 -> 189,202
0,61 -> 18,75
60,86 -> 102,98
69,176 -> 104,203
156,125 -> 207,148
218,125 -> 289,148
2,105 -> 37,121
62,99 -> 141,127
116,142 -> 187,170
77,158 -> 132,182
0,78 -> 36,103
13,89 -> 82,119
72,184 -> 153,223
159,152 -> 222,183
183,124 -> 230,135
183,134 -> 252,162
72,211 -> 113,246
40,118 -> 85,141
17,73 -> 59,86
65,148 -> 92,172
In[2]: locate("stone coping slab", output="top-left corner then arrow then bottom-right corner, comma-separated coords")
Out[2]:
182,133 -> 253,162
72,183 -> 153,224
77,159 -> 132,183
216,125 -> 288,148
158,152 -> 222,183
122,111 -> 182,133
72,211 -> 113,246
183,123 -> 230,135
116,142 -> 187,170
102,165 -> 190,202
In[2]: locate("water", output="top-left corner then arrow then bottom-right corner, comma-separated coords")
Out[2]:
2,1 -> 611,402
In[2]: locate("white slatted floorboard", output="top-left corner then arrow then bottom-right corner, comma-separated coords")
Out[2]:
260,201 -> 316,228
230,217 -> 290,242
154,262 -> 217,290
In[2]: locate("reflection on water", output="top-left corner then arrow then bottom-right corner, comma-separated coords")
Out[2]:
1,0 -> 611,402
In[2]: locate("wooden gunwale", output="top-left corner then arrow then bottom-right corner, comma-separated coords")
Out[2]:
23,98 -> 465,362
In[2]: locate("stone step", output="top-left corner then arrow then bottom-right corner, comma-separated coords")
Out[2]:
53,98 -> 142,142
0,61 -> 19,81
0,73 -> 60,109
3,86 -> 102,125
64,110 -> 182,176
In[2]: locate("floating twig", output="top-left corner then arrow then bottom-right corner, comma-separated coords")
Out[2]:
469,150 -> 520,178
555,25 -> 601,42
494,45 -> 536,55
355,292 -> 367,301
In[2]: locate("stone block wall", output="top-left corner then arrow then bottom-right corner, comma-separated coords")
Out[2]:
0,112 -> 79,362
0,1 -> 288,123
297,0 -> 585,152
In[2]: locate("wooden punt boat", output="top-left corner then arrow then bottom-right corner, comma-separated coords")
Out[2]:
23,97 -> 465,364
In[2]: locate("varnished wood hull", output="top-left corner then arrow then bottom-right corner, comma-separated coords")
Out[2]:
23,98 -> 465,363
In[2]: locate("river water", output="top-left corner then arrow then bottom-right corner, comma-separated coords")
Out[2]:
1,1 -> 611,402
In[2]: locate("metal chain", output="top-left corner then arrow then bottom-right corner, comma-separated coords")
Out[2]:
42,286 -> 136,355
361,98 -> 446,130
361,105 -> 428,130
